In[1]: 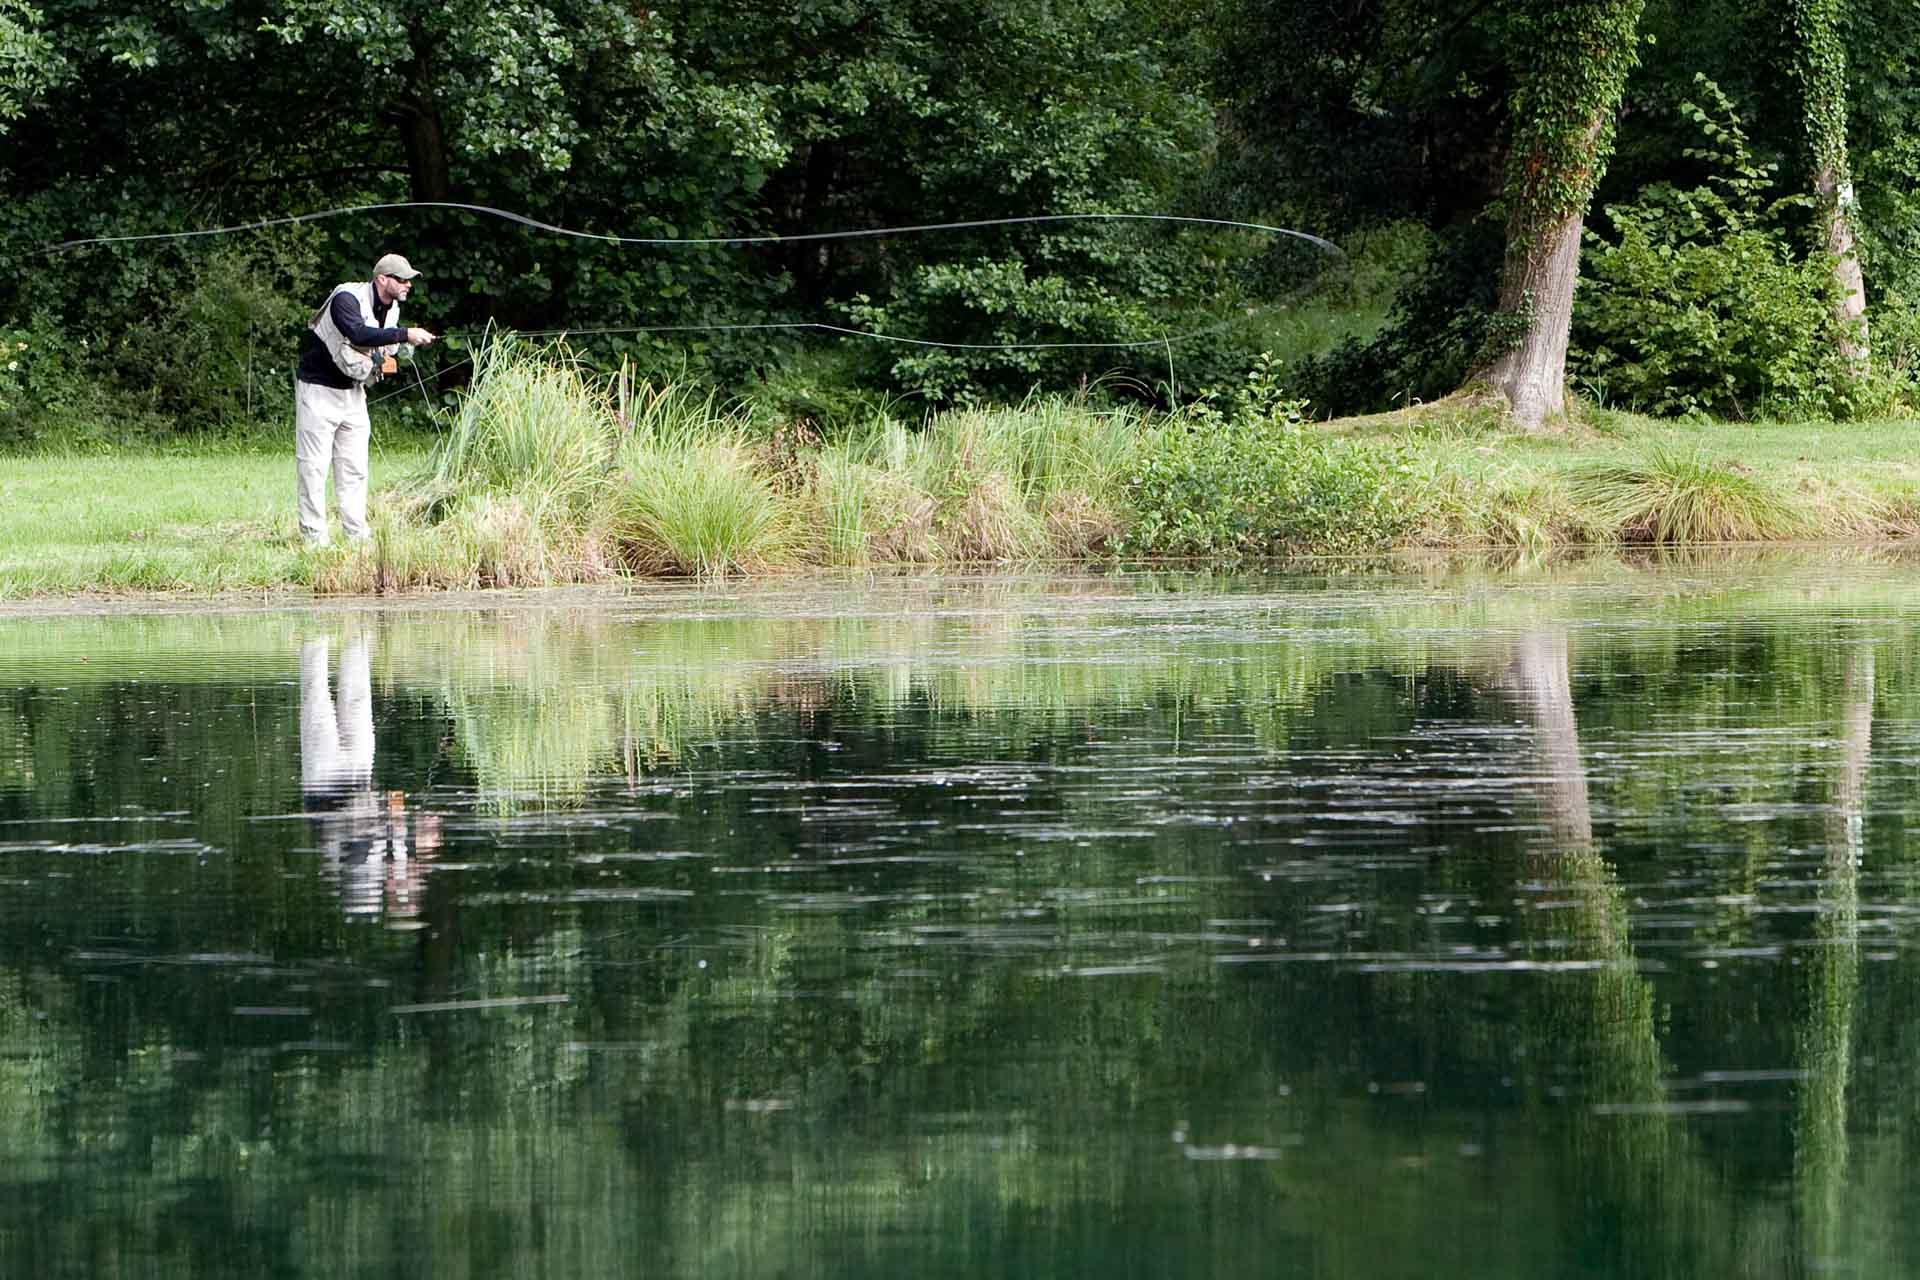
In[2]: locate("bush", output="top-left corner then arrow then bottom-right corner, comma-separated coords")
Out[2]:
842,218 -> 1271,405
1572,78 -> 1850,420
110,242 -> 319,430
1119,357 -> 1425,556
1,236 -> 328,449
1850,126 -> 1920,408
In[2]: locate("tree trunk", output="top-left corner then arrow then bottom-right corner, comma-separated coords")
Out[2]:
1466,0 -> 1646,431
1794,0 -> 1869,374
400,46 -> 452,203
1481,197 -> 1587,430
1815,165 -> 1868,368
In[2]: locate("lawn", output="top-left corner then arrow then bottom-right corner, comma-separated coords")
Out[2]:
0,441 -> 430,598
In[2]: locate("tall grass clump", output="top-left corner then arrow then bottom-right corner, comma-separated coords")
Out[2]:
807,450 -> 938,565
1567,447 -> 1807,543
327,331 -> 630,590
615,391 -> 800,575
427,329 -> 613,511
814,395 -> 1141,562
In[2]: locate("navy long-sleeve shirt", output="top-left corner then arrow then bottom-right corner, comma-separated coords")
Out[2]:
297,287 -> 408,389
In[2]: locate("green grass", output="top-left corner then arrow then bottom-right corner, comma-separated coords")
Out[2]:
0,441 -> 429,598
1333,396 -> 1920,543
615,436 -> 799,576
1566,446 -> 1809,544
427,329 -> 614,508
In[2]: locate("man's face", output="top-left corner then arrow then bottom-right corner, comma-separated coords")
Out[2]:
376,274 -> 415,305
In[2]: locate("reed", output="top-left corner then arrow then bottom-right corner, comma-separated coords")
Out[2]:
1567,446 -> 1809,544
615,435 -> 801,577
427,329 -> 614,513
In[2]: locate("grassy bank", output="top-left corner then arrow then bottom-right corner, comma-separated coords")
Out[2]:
5,338 -> 1920,598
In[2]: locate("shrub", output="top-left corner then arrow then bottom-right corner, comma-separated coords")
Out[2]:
1119,359 -> 1426,556
842,220 -> 1268,405
2,237 -> 329,448
1572,78 -> 1849,420
111,243 -> 319,430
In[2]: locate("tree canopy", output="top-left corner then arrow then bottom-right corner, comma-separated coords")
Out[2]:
2,0 -> 1917,431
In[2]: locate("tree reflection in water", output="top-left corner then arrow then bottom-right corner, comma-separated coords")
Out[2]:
3,568 -> 1920,1275
1796,645 -> 1869,1273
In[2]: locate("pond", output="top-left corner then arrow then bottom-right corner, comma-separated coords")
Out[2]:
2,553 -> 1917,1277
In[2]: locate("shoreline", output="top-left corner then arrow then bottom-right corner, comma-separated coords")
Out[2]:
7,392 -> 1920,603
7,540 -> 1920,617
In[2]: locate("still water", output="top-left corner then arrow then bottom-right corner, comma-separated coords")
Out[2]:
2,555 -> 1917,1277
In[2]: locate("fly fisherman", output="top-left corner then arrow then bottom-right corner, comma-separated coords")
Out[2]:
294,253 -> 438,547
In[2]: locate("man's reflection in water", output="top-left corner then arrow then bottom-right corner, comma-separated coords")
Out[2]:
300,636 -> 439,919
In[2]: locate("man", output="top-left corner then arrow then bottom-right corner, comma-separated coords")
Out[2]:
294,253 -> 438,547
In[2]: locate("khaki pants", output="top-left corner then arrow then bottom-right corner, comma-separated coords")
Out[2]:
295,378 -> 371,545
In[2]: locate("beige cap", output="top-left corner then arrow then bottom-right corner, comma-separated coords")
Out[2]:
372,253 -> 421,280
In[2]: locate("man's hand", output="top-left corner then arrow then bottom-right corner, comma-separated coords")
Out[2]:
406,327 -> 438,346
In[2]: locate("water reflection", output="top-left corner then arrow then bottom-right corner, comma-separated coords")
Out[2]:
5,563 -> 1920,1276
1489,629 -> 1726,1274
1795,644 -> 1869,1272
299,634 -> 438,918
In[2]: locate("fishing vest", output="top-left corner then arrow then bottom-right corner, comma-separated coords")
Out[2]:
310,281 -> 400,386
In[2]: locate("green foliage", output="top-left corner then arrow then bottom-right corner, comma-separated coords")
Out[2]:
1119,357 -> 1426,556
843,226 -> 1257,405
0,0 -> 63,135
1498,0 -> 1648,235
1567,445 -> 1807,541
1299,222 -> 1507,416
109,243 -> 319,430
2,0 -> 1237,425
1851,130 -> 1920,399
0,317 -> 72,448
0,232 -> 329,449
1205,0 -> 1512,233
1787,0 -> 1851,177
1572,80 -> 1851,418
816,395 -> 1143,562
737,348 -> 908,438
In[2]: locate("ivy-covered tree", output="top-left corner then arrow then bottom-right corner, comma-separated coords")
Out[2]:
1471,0 -> 1647,429
1789,0 -> 1868,371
